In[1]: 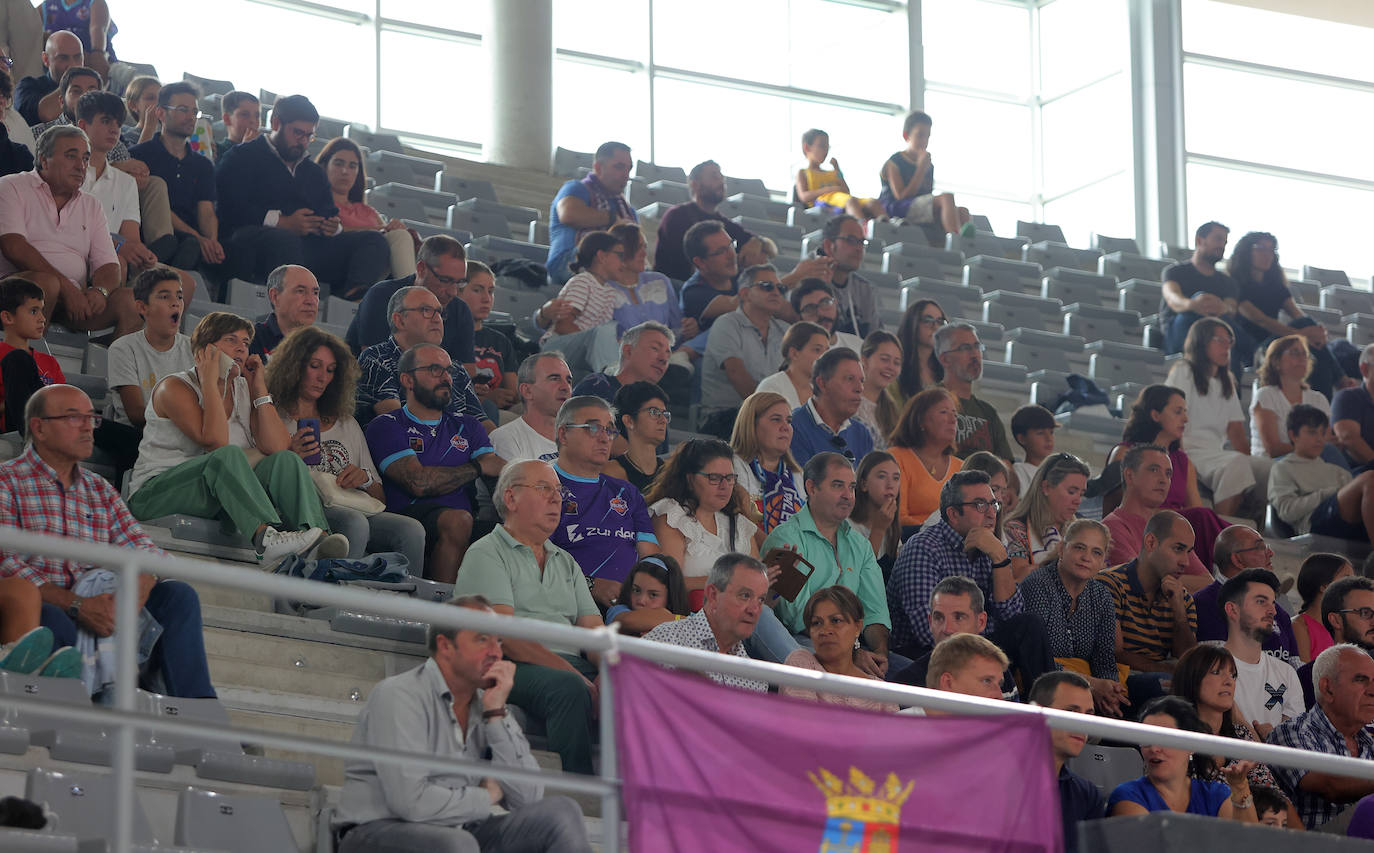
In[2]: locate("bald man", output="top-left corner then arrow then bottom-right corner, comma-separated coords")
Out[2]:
14,30 -> 81,126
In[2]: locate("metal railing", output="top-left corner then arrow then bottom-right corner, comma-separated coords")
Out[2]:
5,526 -> 1374,853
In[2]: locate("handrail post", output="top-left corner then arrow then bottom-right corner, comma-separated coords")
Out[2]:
112,558 -> 142,853
598,652 -> 619,853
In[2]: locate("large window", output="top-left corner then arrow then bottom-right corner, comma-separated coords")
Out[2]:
921,0 -> 1132,246
1181,0 -> 1374,280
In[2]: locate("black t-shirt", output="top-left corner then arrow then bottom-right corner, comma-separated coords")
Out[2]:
1235,273 -> 1293,343
472,325 -> 514,389
1159,262 -> 1237,325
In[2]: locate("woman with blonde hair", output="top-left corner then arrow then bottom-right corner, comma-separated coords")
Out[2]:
120,75 -> 160,147
1002,453 -> 1090,580
886,386 -> 961,527
730,391 -> 804,535
856,330 -> 902,450
266,326 -> 425,570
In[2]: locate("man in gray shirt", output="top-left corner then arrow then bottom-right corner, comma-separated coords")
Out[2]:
334,594 -> 591,852
699,264 -> 790,435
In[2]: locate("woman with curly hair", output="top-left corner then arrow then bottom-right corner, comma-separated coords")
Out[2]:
266,326 -> 426,570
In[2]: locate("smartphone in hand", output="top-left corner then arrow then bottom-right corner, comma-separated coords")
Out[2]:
298,417 -> 322,466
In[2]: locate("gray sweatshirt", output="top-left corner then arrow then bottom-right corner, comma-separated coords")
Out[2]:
1268,454 -> 1351,534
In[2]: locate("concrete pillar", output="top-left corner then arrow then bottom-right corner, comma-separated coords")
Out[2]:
486,0 -> 553,171
908,0 -> 925,110
1128,0 -> 1187,251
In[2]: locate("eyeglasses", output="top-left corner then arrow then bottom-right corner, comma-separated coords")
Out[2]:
565,422 -> 614,437
637,406 -> 671,421
800,298 -> 836,314
164,105 -> 196,115
438,275 -> 467,288
919,314 -> 948,327
1234,541 -> 1273,555
1338,607 -> 1374,621
37,413 -> 102,428
284,127 -> 316,142
834,235 -> 870,248
399,305 -> 443,319
954,498 -> 1002,515
694,472 -> 738,487
828,435 -> 856,461
510,482 -> 562,501
705,244 -> 734,259
406,364 -> 450,379
947,343 -> 985,356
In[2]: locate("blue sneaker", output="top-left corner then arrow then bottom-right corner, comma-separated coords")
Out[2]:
37,646 -> 83,680
0,627 -> 54,674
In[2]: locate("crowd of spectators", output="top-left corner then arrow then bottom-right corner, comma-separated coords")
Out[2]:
5,23 -> 1374,848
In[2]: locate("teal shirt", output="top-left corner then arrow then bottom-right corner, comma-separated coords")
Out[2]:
762,505 -> 891,635
453,525 -> 599,656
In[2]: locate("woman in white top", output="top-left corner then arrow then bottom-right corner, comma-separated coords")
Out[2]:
856,331 -> 901,451
534,231 -> 624,377
755,321 -> 829,410
1250,334 -> 1331,458
1164,318 -> 1264,518
266,326 -> 427,571
646,438 -> 761,593
126,313 -> 339,561
730,391 -> 805,539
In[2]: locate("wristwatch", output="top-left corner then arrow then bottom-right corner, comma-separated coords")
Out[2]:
482,708 -> 508,720
990,557 -> 1012,569
1231,793 -> 1253,810
66,596 -> 84,622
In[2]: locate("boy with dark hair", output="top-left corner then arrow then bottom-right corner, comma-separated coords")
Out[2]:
1010,404 -> 1058,497
219,91 -> 261,157
879,110 -> 972,235
1269,403 -> 1374,546
105,267 -> 192,429
75,89 -> 161,284
1250,785 -> 1289,829
0,276 -> 62,433
794,128 -> 884,221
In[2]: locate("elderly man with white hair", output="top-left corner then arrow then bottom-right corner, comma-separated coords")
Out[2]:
452,460 -> 601,776
1331,343 -> 1374,468
1267,643 -> 1374,830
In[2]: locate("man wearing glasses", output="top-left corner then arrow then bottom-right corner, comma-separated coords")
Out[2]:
888,470 -> 1055,690
130,81 -> 222,271
0,383 -> 216,700
365,342 -> 504,584
214,93 -> 388,299
790,277 -> 862,353
356,284 -> 492,434
548,396 -> 658,609
818,215 -> 882,340
699,264 -> 790,437
1193,525 -> 1299,665
934,322 -> 1014,462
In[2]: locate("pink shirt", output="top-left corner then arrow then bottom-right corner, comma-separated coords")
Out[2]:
1103,507 -> 1209,576
337,200 -> 383,231
0,170 -> 118,284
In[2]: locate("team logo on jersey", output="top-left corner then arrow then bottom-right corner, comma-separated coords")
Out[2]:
609,495 -> 628,516
409,436 -> 425,453
451,434 -> 469,452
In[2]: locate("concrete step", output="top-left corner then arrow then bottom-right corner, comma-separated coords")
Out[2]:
200,603 -> 430,659
208,654 -> 381,705
203,622 -> 424,681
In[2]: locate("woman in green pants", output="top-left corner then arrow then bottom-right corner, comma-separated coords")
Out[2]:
127,312 -> 346,563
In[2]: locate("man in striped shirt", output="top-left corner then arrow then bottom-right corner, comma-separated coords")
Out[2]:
1094,510 -> 1198,697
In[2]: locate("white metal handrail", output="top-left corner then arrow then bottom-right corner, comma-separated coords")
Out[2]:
4,526 -> 1374,853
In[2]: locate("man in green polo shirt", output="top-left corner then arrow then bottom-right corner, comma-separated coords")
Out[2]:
762,451 -> 892,678
453,459 -> 601,775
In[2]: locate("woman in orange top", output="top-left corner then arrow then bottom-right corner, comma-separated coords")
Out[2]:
887,387 -> 962,527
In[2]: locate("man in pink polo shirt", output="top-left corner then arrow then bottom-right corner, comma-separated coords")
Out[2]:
0,124 -> 138,338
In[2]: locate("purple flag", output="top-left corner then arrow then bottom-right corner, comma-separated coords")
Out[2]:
613,654 -> 1063,852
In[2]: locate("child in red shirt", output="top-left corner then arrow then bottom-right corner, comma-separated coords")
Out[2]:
0,277 -> 65,433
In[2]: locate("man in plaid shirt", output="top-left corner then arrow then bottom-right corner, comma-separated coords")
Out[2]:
1267,644 -> 1374,830
0,384 -> 215,698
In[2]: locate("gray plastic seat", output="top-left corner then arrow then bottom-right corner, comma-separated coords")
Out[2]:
1090,233 -> 1140,255
718,193 -> 790,224
1117,278 -> 1163,315
730,217 -> 803,253
324,295 -> 360,326
1100,251 -> 1170,283
787,204 -> 838,229
1320,285 -> 1374,317
135,692 -> 316,790
1064,303 -> 1142,345
1004,328 -> 1086,372
365,193 -> 427,224
1296,304 -> 1346,339
468,235 -> 548,264
884,242 -> 965,280
0,828 -> 84,852
225,278 -> 270,316
551,147 -> 593,178
447,206 -> 512,240
361,157 -> 430,191
627,179 -> 690,208
313,116 -> 350,139
1,673 -> 175,772
1302,265 -> 1350,288
181,72 -> 235,97
402,220 -> 473,244
1067,744 -> 1143,795
27,767 -> 157,845
1024,242 -> 1103,274
963,255 -> 1042,294
947,231 -> 1028,261
345,126 -> 404,154
369,182 -> 457,225
1042,268 -> 1116,307
1286,278 -> 1320,306
883,253 -> 945,281
900,278 -> 982,320
633,160 -> 687,183
107,62 -> 160,100
982,290 -> 1063,332
329,610 -> 428,644
1158,242 -> 1192,262
452,197 -> 539,231
175,788 -> 296,853
725,176 -> 770,197
967,214 -> 993,232
1015,220 -> 1066,245
1088,340 -> 1165,387
436,174 -> 499,202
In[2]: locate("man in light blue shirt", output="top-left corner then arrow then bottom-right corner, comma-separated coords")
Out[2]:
334,594 -> 591,851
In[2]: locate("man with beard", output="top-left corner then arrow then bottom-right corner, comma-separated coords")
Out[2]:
790,347 -> 872,465
790,277 -> 863,352
1160,221 -> 1250,370
763,452 -> 892,677
652,159 -> 756,282
214,94 -> 388,298
365,342 -> 504,583
1221,568 -> 1304,736
1296,576 -> 1374,709
935,322 -> 1013,462
1196,525 -> 1299,664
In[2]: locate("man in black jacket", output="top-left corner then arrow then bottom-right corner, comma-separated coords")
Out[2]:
214,94 -> 387,299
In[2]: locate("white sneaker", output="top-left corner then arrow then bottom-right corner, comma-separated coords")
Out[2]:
310,533 -> 350,560
258,527 -> 326,564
